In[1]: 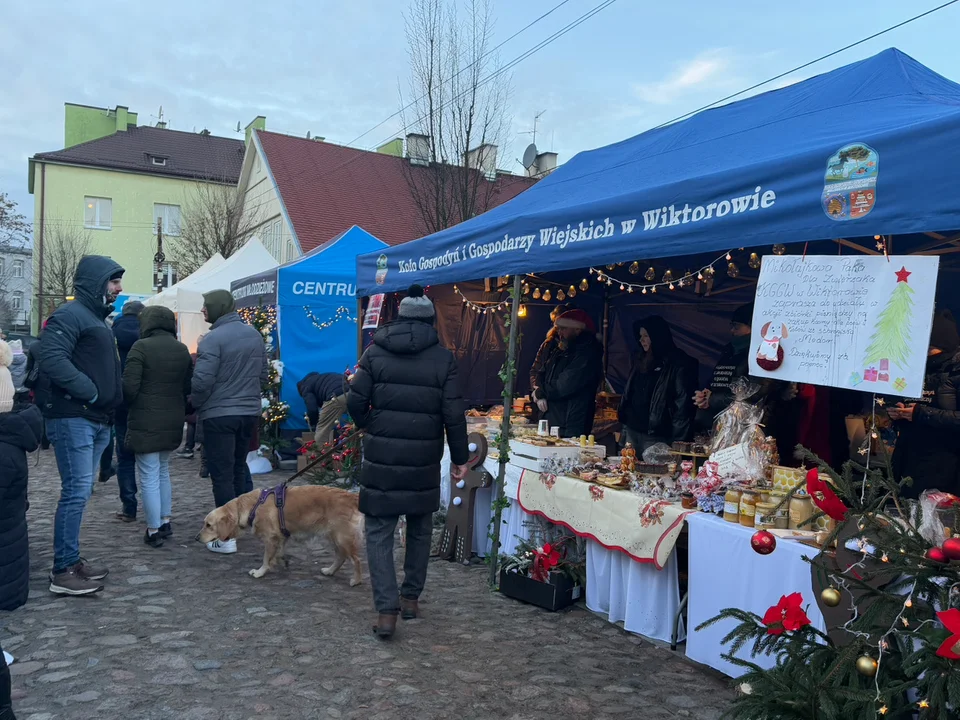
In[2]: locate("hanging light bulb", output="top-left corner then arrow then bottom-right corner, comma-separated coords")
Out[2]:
703,266 -> 716,278
619,284 -> 625,291
662,269 -> 674,283
606,263 -> 616,271
772,244 -> 786,256
629,261 -> 640,275
568,285 -> 577,298
641,287 -> 647,295
517,304 -> 527,318
542,289 -> 552,302
557,289 -> 566,302
697,271 -> 704,281
644,267 -> 656,282
748,252 -> 761,270
522,283 -> 531,296
728,261 -> 740,278
669,283 -> 675,291
580,279 -> 589,292
532,287 -> 541,299
726,252 -> 732,261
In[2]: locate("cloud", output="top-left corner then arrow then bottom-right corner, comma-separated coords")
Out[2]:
632,50 -> 734,105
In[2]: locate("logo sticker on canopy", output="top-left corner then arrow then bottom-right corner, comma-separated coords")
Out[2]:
821,143 -> 878,221
375,254 -> 389,286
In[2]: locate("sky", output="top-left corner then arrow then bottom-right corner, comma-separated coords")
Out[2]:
2,0 -> 959,226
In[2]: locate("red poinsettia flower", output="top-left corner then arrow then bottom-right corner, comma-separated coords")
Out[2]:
531,543 -> 562,582
806,468 -> 849,522
935,608 -> 960,660
762,593 -> 811,635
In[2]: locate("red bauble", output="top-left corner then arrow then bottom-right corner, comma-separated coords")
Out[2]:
751,529 -> 777,555
926,547 -> 948,564
942,537 -> 960,561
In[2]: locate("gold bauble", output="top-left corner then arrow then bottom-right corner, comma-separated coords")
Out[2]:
542,289 -> 552,302
532,288 -> 541,300
629,261 -> 640,275
820,587 -> 842,608
568,285 -> 577,298
522,283 -> 531,296
748,252 -> 761,270
855,655 -> 878,677
644,267 -> 656,282
727,262 -> 740,278
556,289 -> 565,302
772,244 -> 786,256
579,279 -> 589,292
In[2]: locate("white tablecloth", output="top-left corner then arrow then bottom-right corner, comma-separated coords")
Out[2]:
586,540 -> 683,643
685,512 -> 827,677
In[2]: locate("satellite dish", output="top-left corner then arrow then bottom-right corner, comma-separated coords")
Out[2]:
522,143 -> 538,169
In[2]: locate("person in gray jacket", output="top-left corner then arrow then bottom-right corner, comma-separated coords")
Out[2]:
190,289 -> 267,554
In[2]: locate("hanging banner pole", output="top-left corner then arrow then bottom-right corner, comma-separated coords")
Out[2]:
488,274 -> 522,587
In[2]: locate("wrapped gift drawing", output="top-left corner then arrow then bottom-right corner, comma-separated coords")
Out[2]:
849,372 -> 862,386
864,367 -> 879,382
879,359 -> 889,372
878,372 -> 890,382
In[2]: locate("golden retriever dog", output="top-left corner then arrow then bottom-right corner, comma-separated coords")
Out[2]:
196,485 -> 364,585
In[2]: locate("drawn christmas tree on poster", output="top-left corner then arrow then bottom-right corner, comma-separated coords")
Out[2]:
863,266 -> 914,368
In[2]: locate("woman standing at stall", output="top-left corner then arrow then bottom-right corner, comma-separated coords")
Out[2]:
122,306 -> 193,547
619,316 -> 697,451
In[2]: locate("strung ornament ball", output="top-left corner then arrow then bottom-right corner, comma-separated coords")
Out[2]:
855,655 -> 878,677
926,547 -> 949,564
750,529 -> 776,555
820,587 -> 842,608
941,537 -> 960,561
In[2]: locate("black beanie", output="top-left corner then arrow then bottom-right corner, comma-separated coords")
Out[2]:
732,302 -> 754,327
929,309 -> 960,354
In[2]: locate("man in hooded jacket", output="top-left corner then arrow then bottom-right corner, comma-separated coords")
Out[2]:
347,285 -> 469,640
40,255 -> 125,596
190,290 -> 268,554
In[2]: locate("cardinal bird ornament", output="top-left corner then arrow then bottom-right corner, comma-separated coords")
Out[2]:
757,321 -> 788,371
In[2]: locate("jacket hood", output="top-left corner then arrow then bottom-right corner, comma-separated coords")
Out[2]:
10,353 -> 26,370
202,290 -> 236,324
634,315 -> 676,361
0,404 -> 42,452
139,305 -> 177,338
74,255 -> 125,316
374,319 -> 439,355
113,313 -> 141,351
298,371 -> 320,396
0,341 -> 10,368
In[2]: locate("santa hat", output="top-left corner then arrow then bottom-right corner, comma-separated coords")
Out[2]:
554,309 -> 595,334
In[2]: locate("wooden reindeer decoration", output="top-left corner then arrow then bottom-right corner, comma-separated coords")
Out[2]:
438,433 -> 491,564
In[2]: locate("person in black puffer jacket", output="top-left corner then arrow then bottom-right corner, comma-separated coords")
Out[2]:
888,309 -> 960,499
531,309 -> 603,438
40,255 -> 125,597
619,315 -> 698,450
347,285 -> 469,640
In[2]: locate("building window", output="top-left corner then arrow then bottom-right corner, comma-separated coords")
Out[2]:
11,260 -> 23,278
284,239 -> 297,262
11,292 -> 22,311
151,156 -> 167,166
154,203 -> 181,236
84,197 -> 112,230
160,262 -> 178,289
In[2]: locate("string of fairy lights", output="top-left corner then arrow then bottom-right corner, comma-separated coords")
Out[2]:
303,305 -> 357,331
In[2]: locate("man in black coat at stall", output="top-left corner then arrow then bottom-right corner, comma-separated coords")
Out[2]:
347,285 -> 469,640
531,309 -> 603,438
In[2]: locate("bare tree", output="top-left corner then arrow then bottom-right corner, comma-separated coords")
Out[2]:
0,192 -> 29,248
40,224 -> 91,322
170,182 -> 262,276
400,0 -> 512,236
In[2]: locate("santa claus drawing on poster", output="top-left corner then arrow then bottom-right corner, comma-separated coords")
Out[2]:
756,321 -> 788,371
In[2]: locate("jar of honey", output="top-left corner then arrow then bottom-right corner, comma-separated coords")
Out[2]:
770,491 -> 789,529
739,490 -> 758,528
789,493 -> 814,530
755,501 -> 777,530
723,488 -> 742,523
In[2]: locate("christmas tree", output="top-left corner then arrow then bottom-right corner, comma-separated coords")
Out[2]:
700,441 -> 960,719
863,267 -> 915,369
239,304 -> 289,466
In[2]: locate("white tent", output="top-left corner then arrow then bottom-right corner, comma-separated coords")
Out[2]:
145,238 -> 278,350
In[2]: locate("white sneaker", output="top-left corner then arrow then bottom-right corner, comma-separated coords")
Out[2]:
206,539 -> 237,554
3,650 -> 13,665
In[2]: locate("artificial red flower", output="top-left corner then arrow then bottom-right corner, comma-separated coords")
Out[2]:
935,608 -> 960,660
762,593 -> 811,635
806,468 -> 849,522
531,543 -> 562,582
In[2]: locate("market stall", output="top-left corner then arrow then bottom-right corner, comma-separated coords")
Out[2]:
354,48 -> 960,665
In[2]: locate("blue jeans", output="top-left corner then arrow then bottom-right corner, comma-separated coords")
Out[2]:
115,415 -> 137,517
48,417 -> 112,573
136,451 -> 172,531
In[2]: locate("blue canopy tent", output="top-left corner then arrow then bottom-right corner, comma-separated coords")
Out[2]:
358,48 -> 960,295
233,226 -> 387,430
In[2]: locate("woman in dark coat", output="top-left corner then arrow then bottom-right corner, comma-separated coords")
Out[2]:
619,315 -> 698,451
888,310 -> 960,499
122,306 -> 193,547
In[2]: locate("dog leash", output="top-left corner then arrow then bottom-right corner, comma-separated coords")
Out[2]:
281,428 -> 364,488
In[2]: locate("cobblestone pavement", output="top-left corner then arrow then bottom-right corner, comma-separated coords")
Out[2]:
3,449 -> 734,720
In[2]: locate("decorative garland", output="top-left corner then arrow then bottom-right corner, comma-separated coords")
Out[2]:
304,305 -> 356,330
589,250 -> 739,295
453,285 -> 511,314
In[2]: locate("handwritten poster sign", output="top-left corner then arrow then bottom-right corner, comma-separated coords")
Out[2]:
710,442 -> 751,477
362,294 -> 385,329
751,255 -> 939,399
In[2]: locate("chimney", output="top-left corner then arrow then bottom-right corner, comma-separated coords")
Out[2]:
156,121 -> 167,129
527,151 -> 558,178
115,106 -> 129,133
406,133 -> 431,166
465,143 -> 498,180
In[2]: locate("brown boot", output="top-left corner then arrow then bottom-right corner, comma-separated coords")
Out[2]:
400,597 -> 419,620
373,614 -> 397,639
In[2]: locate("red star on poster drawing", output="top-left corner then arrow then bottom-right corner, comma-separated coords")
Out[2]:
895,266 -> 911,283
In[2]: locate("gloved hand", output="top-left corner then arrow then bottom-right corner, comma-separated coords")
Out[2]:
536,398 -> 548,413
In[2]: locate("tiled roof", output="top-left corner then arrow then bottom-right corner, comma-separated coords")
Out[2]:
34,126 -> 245,183
256,130 -> 536,251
